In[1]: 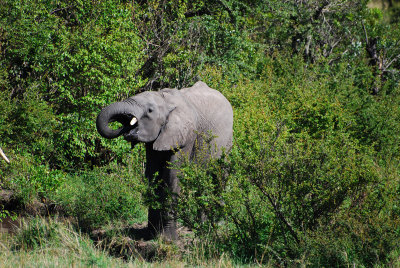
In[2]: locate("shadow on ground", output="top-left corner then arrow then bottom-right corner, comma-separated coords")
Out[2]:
91,223 -> 194,262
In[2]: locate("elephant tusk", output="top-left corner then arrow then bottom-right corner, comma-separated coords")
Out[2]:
130,117 -> 137,126
0,147 -> 10,164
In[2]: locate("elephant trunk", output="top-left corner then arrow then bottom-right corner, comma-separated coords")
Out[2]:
96,100 -> 140,139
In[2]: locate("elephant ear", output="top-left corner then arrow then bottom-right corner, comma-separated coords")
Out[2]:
153,89 -> 197,151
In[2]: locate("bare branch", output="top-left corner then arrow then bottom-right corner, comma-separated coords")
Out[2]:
361,20 -> 369,45
0,147 -> 10,164
50,5 -> 73,15
383,54 -> 400,71
382,39 -> 400,70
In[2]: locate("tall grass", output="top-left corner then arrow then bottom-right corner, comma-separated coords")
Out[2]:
0,217 -> 129,267
0,217 -> 253,267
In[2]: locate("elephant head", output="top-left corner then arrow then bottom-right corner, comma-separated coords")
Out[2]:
96,89 -> 196,150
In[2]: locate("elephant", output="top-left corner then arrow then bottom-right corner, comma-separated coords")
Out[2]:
96,81 -> 233,240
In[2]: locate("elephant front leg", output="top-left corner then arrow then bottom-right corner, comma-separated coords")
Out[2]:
145,148 -> 179,240
148,207 -> 178,240
147,169 -> 179,240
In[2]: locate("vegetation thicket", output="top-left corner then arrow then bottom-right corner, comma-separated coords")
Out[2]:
1,0 -> 400,266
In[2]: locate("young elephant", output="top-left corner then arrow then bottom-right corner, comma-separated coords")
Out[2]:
96,81 -> 233,240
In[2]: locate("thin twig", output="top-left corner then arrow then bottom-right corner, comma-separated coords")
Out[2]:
50,6 -> 73,15
361,20 -> 369,45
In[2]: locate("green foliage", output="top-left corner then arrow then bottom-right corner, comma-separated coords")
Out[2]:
12,165 -> 65,204
1,152 -> 65,204
13,217 -> 61,250
176,59 -> 400,265
1,1 -> 400,266
52,165 -> 147,230
0,0 -> 145,170
178,129 -> 380,263
176,149 -> 229,232
0,205 -> 16,223
131,0 -> 207,89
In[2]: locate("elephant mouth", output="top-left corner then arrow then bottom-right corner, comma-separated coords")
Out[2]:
105,113 -> 139,141
123,126 -> 139,142
122,116 -> 139,142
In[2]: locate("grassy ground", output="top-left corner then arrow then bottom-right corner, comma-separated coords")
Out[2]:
0,217 -> 253,268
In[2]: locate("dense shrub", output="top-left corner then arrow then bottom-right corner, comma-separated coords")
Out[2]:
52,161 -> 147,230
0,1 -> 400,266
176,60 -> 400,265
0,0 -> 145,170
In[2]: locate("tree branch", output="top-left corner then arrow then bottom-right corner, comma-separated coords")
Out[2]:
0,147 -> 10,164
361,20 -> 369,45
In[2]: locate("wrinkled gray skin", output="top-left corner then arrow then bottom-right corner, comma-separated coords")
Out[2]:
96,81 -> 233,240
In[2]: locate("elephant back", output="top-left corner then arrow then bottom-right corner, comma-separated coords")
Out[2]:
182,81 -> 233,153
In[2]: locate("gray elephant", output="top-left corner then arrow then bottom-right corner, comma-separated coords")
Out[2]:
96,81 -> 233,240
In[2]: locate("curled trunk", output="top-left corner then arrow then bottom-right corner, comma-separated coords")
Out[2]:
96,100 -> 140,139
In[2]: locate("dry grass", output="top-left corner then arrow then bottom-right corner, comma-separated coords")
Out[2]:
0,217 -> 257,268
368,0 -> 386,9
367,0 -> 400,10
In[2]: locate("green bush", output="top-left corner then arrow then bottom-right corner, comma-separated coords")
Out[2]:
1,1 -> 400,266
176,60 -> 400,265
1,152 -> 65,204
177,130 -> 379,263
0,0 -> 145,170
13,217 -> 61,250
52,164 -> 147,230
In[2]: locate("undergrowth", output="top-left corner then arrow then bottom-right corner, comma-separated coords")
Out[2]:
0,217 -> 247,267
